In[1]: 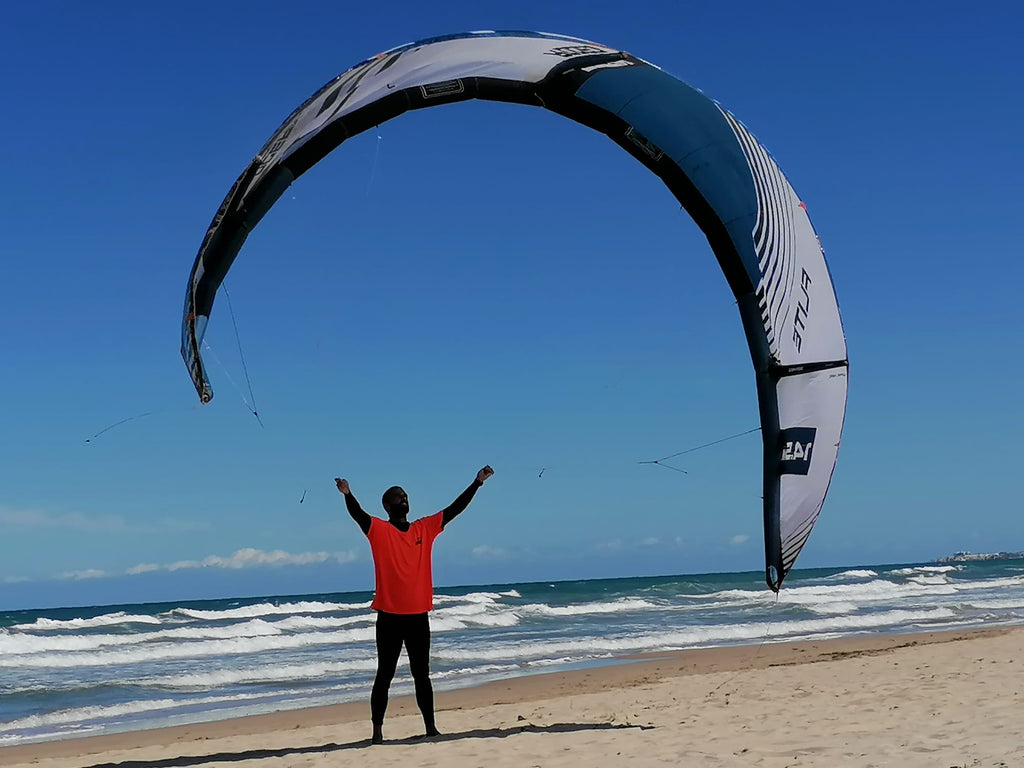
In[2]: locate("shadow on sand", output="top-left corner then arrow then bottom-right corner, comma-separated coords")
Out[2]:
82,721 -> 652,768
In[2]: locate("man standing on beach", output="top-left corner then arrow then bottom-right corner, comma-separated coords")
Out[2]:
335,465 -> 495,744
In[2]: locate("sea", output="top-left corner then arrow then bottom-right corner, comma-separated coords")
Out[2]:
3,558 -> 1024,747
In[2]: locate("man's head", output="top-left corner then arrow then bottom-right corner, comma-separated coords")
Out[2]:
381,486 -> 409,519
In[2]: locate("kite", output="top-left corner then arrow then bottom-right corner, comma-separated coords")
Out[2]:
181,31 -> 849,590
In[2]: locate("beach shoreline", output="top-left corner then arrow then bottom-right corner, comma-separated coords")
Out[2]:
4,623 -> 1022,767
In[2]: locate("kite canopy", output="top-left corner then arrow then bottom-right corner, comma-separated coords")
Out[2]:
181,30 -> 849,590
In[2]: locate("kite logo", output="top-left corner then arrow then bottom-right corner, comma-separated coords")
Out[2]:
421,80 -> 465,99
625,128 -> 664,161
545,44 -> 608,58
779,427 -> 816,475
792,269 -> 812,353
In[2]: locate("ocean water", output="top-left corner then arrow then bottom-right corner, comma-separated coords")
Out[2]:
2,559 -> 1023,747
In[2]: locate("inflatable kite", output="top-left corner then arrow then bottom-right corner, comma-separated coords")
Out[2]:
181,31 -> 849,590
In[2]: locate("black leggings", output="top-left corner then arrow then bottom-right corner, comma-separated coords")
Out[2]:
371,611 -> 434,727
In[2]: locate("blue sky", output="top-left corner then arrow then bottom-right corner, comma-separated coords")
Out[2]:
2,1 -> 1022,610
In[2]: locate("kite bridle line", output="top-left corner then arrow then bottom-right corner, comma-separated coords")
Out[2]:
366,126 -> 383,196
220,282 -> 263,428
638,426 -> 762,474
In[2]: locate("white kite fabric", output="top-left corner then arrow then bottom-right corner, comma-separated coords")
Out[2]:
181,31 -> 848,590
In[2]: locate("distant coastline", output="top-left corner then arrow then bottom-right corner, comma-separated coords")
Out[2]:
936,551 -> 1024,563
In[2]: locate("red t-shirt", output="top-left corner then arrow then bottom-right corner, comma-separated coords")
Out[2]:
366,511 -> 444,614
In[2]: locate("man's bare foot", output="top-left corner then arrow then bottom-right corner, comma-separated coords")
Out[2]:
371,725 -> 383,744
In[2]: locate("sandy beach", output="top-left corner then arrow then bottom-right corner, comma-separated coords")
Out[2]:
3,625 -> 1021,768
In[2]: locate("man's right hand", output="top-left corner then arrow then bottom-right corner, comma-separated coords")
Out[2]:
335,478 -> 350,495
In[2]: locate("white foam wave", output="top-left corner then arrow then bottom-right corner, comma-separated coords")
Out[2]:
430,611 -> 520,632
435,607 -> 957,662
143,659 -> 378,689
426,596 -> 520,628
826,570 -> 878,580
888,565 -> 960,576
431,596 -> 662,630
266,614 -> 373,631
701,571 -> 1023,611
170,599 -> 369,621
13,613 -> 162,631
958,597 -> 1024,611
432,601 -> 499,619
699,578 -> 959,610
0,618 -> 289,656
516,598 -> 659,617
942,575 -> 1024,591
433,591 -> 508,605
0,692 -> 254,734
907,574 -> 951,586
0,625 -> 376,669
0,611 -> 385,658
527,655 -> 593,668
777,579 -> 959,606
432,663 -> 518,680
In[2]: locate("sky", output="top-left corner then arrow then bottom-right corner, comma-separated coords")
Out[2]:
2,1 -> 1022,610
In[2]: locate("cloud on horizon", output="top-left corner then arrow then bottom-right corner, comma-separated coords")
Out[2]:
471,544 -> 508,559
125,548 -> 360,575
596,536 -> 685,553
61,569 -> 108,580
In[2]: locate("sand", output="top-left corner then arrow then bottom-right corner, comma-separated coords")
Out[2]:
2,625 -> 1021,768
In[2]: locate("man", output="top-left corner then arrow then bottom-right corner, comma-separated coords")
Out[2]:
335,465 -> 494,744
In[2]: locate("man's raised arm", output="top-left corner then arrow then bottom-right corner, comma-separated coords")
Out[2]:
335,478 -> 372,536
441,466 -> 494,528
